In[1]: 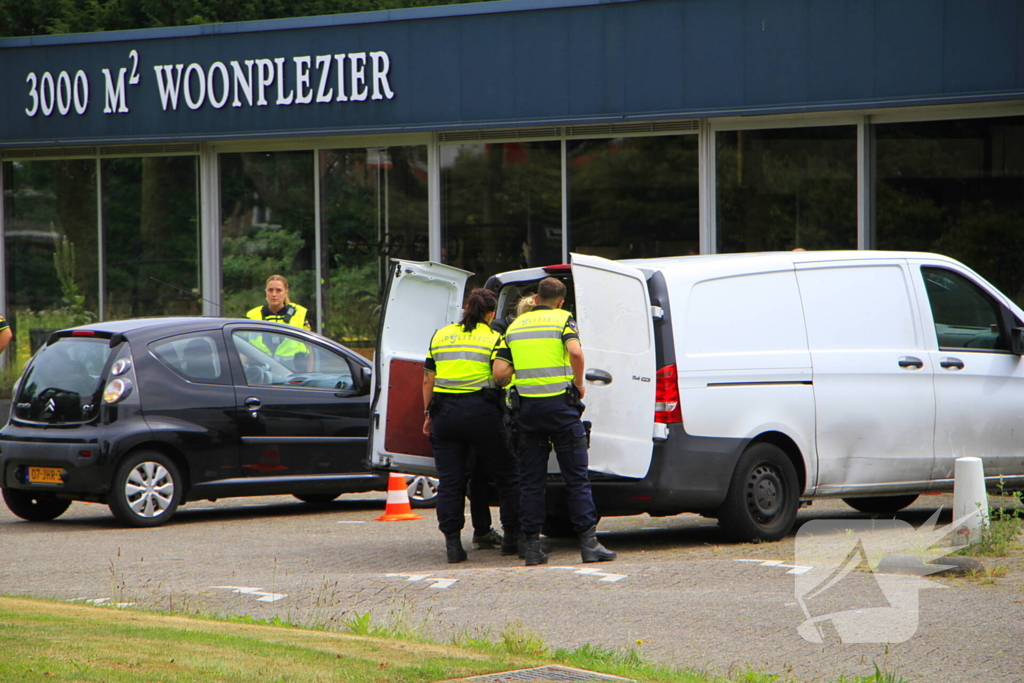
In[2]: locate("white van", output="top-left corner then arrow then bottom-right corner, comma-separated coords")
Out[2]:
368,251 -> 1024,541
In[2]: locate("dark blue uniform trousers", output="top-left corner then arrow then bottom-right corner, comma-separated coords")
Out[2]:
430,391 -> 520,536
516,395 -> 599,536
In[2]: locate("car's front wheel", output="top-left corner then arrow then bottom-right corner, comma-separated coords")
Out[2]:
108,451 -> 182,527
406,475 -> 439,508
2,488 -> 72,522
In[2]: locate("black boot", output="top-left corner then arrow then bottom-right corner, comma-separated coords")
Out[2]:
579,525 -> 616,563
445,533 -> 467,564
500,531 -> 520,557
523,533 -> 548,566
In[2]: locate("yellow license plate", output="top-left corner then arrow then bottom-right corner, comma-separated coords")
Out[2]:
28,467 -> 63,484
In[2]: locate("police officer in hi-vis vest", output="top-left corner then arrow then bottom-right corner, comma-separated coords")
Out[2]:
423,289 -> 521,563
246,274 -> 313,370
492,277 -> 615,566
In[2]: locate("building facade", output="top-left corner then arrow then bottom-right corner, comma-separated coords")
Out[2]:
1,0 -> 1022,359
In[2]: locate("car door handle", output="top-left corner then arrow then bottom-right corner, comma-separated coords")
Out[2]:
898,357 -> 924,369
939,357 -> 965,370
244,396 -> 262,415
585,369 -> 612,384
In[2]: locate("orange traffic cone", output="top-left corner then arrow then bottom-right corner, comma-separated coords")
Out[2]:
375,473 -> 424,521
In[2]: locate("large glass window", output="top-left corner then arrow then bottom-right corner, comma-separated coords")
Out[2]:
319,146 -> 428,351
716,126 -> 857,253
568,135 -> 699,259
3,159 -> 98,364
220,152 -> 315,323
441,142 -> 561,289
877,117 -> 1024,305
102,157 -> 200,319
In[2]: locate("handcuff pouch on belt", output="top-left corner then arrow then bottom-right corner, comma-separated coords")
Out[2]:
565,383 -> 586,414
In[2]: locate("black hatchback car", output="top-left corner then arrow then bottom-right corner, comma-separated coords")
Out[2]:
0,317 -> 436,527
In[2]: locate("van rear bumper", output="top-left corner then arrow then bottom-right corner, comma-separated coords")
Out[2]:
559,424 -> 747,517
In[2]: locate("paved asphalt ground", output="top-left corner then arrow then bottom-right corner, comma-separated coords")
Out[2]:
1,492 -> 1021,682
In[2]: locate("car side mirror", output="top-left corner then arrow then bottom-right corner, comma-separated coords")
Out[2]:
1011,327 -> 1024,356
357,365 -> 372,395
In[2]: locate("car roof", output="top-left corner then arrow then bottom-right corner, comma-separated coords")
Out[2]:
53,317 -> 366,363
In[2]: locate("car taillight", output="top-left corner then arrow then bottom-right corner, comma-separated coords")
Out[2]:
102,378 -> 133,404
654,364 -> 682,424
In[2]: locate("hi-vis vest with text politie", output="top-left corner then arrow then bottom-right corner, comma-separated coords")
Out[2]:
501,308 -> 574,398
428,322 -> 500,394
246,303 -> 310,358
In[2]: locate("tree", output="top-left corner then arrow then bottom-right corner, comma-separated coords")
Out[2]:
0,0 -> 490,36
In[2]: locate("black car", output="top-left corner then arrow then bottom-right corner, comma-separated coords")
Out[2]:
0,317 -> 437,527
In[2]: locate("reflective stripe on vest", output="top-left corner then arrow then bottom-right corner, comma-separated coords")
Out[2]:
429,322 -> 499,394
503,308 -> 573,398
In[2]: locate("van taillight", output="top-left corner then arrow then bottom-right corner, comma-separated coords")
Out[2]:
654,364 -> 682,424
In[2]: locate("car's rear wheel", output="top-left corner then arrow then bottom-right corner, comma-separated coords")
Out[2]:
108,451 -> 182,527
2,488 -> 72,522
293,492 -> 341,504
406,475 -> 439,508
718,442 -> 799,542
843,494 -> 919,514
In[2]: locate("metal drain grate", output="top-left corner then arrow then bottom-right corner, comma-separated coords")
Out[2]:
464,665 -> 634,683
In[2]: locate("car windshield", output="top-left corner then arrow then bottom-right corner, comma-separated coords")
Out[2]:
14,337 -> 113,423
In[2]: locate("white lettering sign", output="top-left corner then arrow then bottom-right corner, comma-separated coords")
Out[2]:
23,48 -> 396,119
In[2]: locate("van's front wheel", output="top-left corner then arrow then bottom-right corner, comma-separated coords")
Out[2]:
718,443 -> 799,542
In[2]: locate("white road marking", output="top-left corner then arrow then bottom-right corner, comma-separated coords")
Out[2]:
385,573 -> 458,589
735,559 -> 814,575
551,566 -> 627,582
210,586 -> 287,603
336,521 -> 366,524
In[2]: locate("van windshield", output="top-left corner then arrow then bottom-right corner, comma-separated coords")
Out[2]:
14,337 -> 112,423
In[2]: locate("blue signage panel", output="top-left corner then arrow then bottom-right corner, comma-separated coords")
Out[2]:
0,0 -> 1021,147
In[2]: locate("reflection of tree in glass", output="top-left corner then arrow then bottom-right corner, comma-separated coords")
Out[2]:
717,129 -> 857,253
568,136 -> 699,259
876,117 -> 1024,306
220,152 -> 315,318
102,157 -> 200,319
442,142 -> 561,289
320,146 -> 428,346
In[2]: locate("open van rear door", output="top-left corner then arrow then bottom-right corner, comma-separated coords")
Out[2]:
368,260 -> 469,474
571,253 -> 656,479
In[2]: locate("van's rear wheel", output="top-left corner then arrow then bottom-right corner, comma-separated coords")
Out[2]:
2,489 -> 72,522
718,443 -> 799,542
843,495 -> 919,514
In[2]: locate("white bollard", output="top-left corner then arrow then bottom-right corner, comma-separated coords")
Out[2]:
952,456 -> 989,547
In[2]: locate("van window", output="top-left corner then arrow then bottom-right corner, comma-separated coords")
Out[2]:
150,333 -> 229,384
686,271 -> 806,358
922,267 -> 1009,352
797,265 -> 918,350
575,269 -> 650,354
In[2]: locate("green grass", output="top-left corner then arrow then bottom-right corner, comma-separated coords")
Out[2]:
954,493 -> 1024,558
0,596 -> 909,683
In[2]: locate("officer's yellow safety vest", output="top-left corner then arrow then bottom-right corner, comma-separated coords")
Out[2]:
502,308 -> 574,398
246,304 -> 310,358
428,322 -> 500,394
